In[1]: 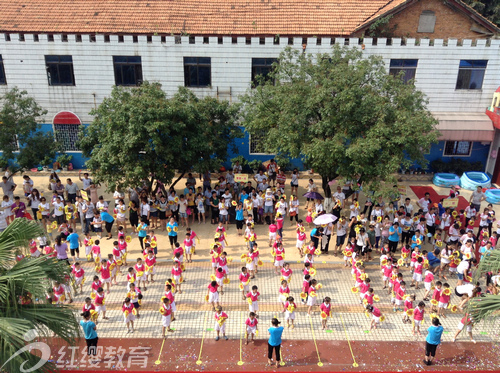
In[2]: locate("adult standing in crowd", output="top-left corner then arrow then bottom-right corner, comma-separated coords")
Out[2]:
202,170 -> 211,192
129,200 -> 139,230
100,209 -> 115,240
54,180 -> 65,199
65,178 -> 79,203
388,222 -> 401,253
128,186 -> 140,208
167,217 -> 179,251
267,318 -> 284,368
424,317 -> 444,366
55,236 -> 70,265
80,311 -> 99,364
27,189 -> 41,222
79,171 -> 92,193
11,196 -> 26,219
310,226 -> 323,250
332,186 -> 345,218
22,175 -> 34,197
0,176 -> 16,199
79,196 -> 95,234
469,186 -> 486,213
67,227 -> 82,262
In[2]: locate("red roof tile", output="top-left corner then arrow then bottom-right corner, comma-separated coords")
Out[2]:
0,0 -> 407,36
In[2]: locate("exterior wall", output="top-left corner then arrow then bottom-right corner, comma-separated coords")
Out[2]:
226,127 -> 304,171
1,35 -> 499,169
427,140 -> 490,169
364,0 -> 494,40
485,129 -> 500,176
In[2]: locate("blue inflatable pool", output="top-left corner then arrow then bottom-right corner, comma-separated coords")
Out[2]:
460,172 -> 491,190
485,189 -> 500,204
432,173 -> 460,188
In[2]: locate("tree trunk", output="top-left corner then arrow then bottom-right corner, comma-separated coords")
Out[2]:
321,174 -> 334,198
170,171 -> 186,190
321,174 -> 336,213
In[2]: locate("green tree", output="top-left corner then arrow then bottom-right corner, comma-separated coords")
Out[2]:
79,82 -> 242,191
0,219 -> 79,373
0,88 -> 60,173
463,0 -> 500,26
240,46 -> 439,198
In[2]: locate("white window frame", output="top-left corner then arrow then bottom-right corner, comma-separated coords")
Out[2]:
442,141 -> 472,157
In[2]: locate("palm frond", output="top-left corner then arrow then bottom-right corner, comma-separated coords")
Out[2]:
468,294 -> 500,323
0,219 -> 43,269
470,249 -> 500,324
475,249 -> 500,279
0,319 -> 56,373
0,257 -> 70,310
0,219 -> 79,373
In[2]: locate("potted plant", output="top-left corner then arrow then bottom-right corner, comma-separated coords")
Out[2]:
57,154 -> 73,171
41,156 -> 52,172
248,159 -> 262,173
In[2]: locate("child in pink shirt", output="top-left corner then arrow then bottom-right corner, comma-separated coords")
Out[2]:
276,214 -> 284,239
269,223 -> 277,246
118,237 -> 128,266
245,312 -> 258,344
278,279 -> 290,307
412,301 -> 425,335
171,262 -> 183,293
184,233 -> 194,263
92,240 -> 101,261
403,294 -> 415,324
319,297 -> 332,330
422,269 -> 435,300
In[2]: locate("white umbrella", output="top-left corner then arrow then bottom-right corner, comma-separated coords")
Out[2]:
313,214 -> 338,226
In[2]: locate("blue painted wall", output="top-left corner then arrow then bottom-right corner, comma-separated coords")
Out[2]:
225,127 -> 304,171
2,125 -> 490,173
425,141 -> 489,169
39,123 -> 88,169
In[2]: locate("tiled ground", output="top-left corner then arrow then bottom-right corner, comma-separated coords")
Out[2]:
71,260 -> 499,343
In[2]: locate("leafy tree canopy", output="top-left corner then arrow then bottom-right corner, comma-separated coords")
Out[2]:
240,45 -> 439,197
79,82 -> 242,191
0,88 -> 59,172
463,0 -> 500,26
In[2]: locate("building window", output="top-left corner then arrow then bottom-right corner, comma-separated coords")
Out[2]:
249,132 -> 272,155
456,60 -> 487,90
417,10 -> 436,33
0,55 -> 6,85
45,55 -> 75,86
444,141 -> 472,156
184,57 -> 211,88
251,58 -> 277,87
53,112 -> 82,151
54,124 -> 81,151
113,56 -> 143,86
389,59 -> 418,84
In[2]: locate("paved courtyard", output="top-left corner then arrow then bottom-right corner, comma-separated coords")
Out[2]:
72,260 -> 499,342
6,172 -> 500,371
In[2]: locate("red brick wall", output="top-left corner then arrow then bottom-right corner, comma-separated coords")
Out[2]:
356,0 -> 491,40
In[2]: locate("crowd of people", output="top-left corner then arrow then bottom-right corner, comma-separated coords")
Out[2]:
2,162 -> 498,366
